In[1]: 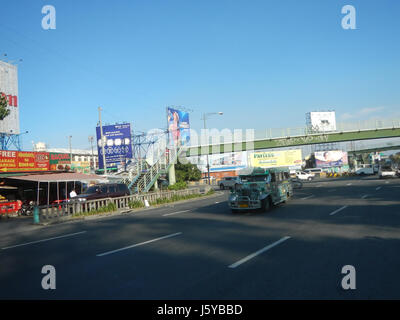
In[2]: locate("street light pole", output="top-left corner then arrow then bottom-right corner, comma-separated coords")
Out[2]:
202,112 -> 223,185
98,106 -> 107,174
68,135 -> 72,168
88,136 -> 94,171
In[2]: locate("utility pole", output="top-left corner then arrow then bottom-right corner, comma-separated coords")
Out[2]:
98,106 -> 107,174
88,136 -> 95,170
202,112 -> 223,185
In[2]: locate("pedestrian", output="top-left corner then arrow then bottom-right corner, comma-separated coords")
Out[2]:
69,189 -> 77,198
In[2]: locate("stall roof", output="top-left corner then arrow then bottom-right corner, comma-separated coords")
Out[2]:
6,172 -> 107,183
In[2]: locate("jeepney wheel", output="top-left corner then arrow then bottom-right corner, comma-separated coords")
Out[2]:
231,209 -> 239,214
261,197 -> 272,212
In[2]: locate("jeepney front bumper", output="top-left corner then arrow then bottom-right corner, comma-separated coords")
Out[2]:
229,196 -> 261,210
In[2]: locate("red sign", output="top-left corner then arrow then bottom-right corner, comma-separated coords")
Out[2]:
0,151 -> 49,172
0,92 -> 18,107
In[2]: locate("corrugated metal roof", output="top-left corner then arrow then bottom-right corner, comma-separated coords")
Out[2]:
6,172 -> 106,183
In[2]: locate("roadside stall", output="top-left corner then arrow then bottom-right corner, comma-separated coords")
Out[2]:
1,172 -> 107,217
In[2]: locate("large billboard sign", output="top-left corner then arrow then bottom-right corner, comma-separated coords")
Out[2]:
167,107 -> 190,147
49,152 -> 71,171
0,150 -> 49,172
0,61 -> 19,134
96,123 -> 132,169
315,150 -> 348,168
189,151 -> 248,173
249,150 -> 303,169
306,111 -> 336,132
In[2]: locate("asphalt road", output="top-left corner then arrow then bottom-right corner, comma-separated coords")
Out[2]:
0,176 -> 399,299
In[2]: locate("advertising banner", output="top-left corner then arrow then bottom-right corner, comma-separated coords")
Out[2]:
167,107 -> 190,147
49,152 -> 71,171
188,151 -> 247,173
315,150 -> 348,168
0,61 -> 19,134
71,161 -> 91,174
249,150 -> 302,168
96,123 -> 132,169
0,150 -> 49,172
306,111 -> 336,132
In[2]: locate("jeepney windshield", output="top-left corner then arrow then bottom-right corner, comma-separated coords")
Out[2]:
240,175 -> 270,183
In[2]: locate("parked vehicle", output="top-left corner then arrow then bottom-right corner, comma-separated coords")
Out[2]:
74,183 -> 131,202
228,167 -> 292,213
304,168 -> 323,177
296,171 -> 314,181
379,165 -> 397,179
219,176 -> 241,190
355,164 -> 374,175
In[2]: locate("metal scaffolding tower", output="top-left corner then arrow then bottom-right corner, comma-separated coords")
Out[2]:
0,133 -> 22,150
131,129 -> 168,161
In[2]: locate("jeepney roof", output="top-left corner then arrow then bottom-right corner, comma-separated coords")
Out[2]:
239,167 -> 290,176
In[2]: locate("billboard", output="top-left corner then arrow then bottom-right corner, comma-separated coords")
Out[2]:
71,161 -> 91,174
249,150 -> 302,169
49,152 -> 71,171
189,151 -> 248,173
0,61 -> 19,134
96,123 -> 132,169
0,150 -> 49,172
315,150 -> 348,168
306,111 -> 336,132
167,107 -> 190,147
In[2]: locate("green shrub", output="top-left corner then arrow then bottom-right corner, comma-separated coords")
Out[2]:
73,202 -> 117,217
167,181 -> 187,191
206,188 -> 215,195
128,200 -> 145,209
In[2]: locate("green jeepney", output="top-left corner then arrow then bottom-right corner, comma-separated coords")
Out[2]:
228,167 -> 293,213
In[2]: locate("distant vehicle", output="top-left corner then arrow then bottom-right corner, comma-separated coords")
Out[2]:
304,168 -> 323,176
379,166 -> 397,179
355,164 -> 374,175
228,167 -> 292,213
74,183 -> 131,202
219,176 -> 241,190
373,164 -> 380,173
296,171 -> 314,181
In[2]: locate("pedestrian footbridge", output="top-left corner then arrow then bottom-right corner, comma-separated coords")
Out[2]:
186,118 -> 400,156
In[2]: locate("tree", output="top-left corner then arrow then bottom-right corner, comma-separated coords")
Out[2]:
174,162 -> 202,183
0,94 -> 11,121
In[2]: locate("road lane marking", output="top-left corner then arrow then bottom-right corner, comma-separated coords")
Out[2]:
346,183 -> 352,186
301,195 -> 315,200
228,236 -> 291,269
163,210 -> 190,217
329,206 -> 348,216
1,231 -> 87,250
361,195 -> 369,199
96,232 -> 182,257
376,186 -> 382,191
385,181 -> 389,184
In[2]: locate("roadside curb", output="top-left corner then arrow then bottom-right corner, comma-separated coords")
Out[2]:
38,191 -> 224,226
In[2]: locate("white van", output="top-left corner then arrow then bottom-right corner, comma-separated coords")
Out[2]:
304,168 -> 323,176
355,164 -> 374,175
378,166 -> 397,179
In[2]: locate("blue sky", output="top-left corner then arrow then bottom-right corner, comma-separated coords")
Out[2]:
0,0 -> 399,150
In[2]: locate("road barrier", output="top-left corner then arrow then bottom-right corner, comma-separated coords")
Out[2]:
37,187 -> 209,222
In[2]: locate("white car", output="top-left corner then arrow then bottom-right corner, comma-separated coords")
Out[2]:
379,166 -> 397,179
219,176 -> 241,190
296,171 -> 314,181
355,165 -> 374,175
